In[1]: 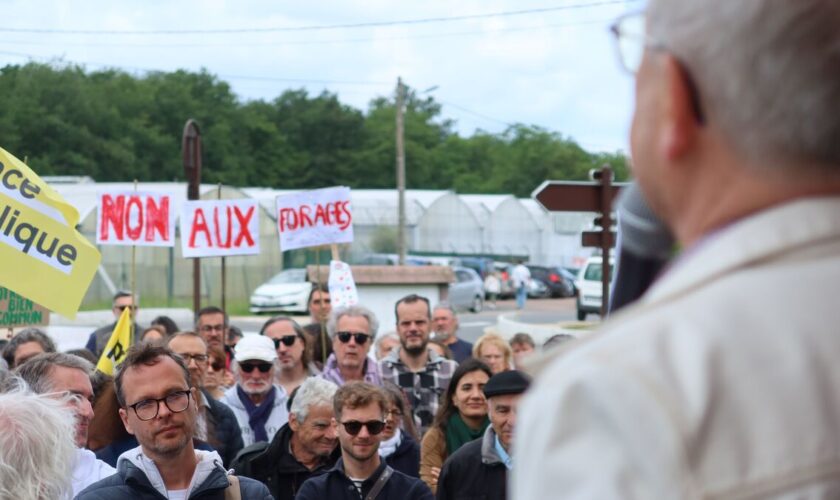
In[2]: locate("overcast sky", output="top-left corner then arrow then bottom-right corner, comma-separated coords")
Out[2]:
0,0 -> 641,153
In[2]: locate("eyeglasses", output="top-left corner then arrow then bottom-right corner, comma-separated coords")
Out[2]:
208,361 -> 225,371
177,353 -> 208,363
239,362 -> 273,373
199,324 -> 226,333
114,305 -> 137,312
386,409 -> 403,418
271,336 -> 297,348
340,420 -> 386,436
336,332 -> 370,345
128,390 -> 191,421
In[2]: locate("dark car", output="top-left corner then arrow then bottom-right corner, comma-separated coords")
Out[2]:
526,265 -> 576,298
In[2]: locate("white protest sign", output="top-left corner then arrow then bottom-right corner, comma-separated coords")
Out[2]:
180,199 -> 260,258
275,187 -> 353,252
328,260 -> 358,308
96,192 -> 176,247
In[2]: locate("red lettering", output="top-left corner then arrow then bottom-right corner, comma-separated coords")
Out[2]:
299,205 -> 313,228
279,208 -> 298,232
338,201 -> 352,230
99,194 -> 125,241
233,206 -> 255,247
313,203 -> 330,226
189,208 -> 212,248
125,196 -> 144,241
145,196 -> 170,242
214,206 -> 232,248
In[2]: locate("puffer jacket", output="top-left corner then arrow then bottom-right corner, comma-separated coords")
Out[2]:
202,388 -> 244,467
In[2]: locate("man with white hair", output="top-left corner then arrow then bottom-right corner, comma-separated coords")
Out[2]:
221,335 -> 289,447
232,377 -> 341,500
515,1 -> 840,498
0,383 -> 78,500
15,352 -> 116,497
431,303 -> 473,363
320,305 -> 382,386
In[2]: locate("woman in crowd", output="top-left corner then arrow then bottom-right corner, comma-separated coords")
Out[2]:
204,345 -> 233,400
472,333 -> 512,374
420,358 -> 492,492
380,382 -> 421,477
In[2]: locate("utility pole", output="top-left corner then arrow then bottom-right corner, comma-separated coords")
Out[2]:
395,77 -> 406,265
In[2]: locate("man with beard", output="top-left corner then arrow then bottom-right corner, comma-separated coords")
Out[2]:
221,335 -> 289,447
76,343 -> 271,499
296,382 -> 432,500
232,377 -> 341,500
431,303 -> 473,363
379,295 -> 458,435
15,352 -> 115,498
167,332 -> 243,467
321,305 -> 382,386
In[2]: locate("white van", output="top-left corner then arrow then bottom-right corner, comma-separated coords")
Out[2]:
575,256 -> 614,321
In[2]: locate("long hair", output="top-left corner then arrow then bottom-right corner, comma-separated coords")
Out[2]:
382,381 -> 420,441
431,358 -> 492,433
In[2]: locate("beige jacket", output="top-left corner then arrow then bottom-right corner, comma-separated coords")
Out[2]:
514,198 -> 840,499
420,427 -> 447,493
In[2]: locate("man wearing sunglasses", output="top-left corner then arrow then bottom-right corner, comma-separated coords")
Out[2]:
77,343 -> 272,499
321,305 -> 382,387
167,332 -> 243,467
85,290 -> 141,357
221,334 -> 289,447
515,1 -> 840,499
297,382 -> 433,500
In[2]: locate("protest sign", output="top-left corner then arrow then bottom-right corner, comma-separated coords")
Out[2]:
328,260 -> 358,308
96,192 -> 176,247
180,199 -> 260,258
0,286 -> 50,328
0,147 -> 101,318
275,186 -> 353,252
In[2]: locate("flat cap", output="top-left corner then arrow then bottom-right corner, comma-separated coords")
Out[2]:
483,370 -> 531,398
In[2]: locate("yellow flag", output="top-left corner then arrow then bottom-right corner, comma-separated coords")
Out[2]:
96,306 -> 133,376
0,147 -> 101,318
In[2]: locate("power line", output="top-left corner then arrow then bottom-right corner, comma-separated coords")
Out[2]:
0,1 -> 639,36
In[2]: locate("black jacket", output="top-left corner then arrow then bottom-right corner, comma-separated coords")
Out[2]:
76,450 -> 272,500
384,433 -> 421,478
436,427 -> 508,500
296,457 -> 433,500
203,389 -> 244,467
231,422 -> 339,500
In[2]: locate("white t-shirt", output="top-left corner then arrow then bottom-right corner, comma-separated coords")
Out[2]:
167,489 -> 189,500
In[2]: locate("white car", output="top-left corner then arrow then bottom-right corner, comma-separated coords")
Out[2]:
448,266 -> 485,313
575,256 -> 614,320
249,268 -> 311,314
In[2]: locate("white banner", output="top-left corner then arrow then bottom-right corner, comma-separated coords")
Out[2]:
275,186 -> 353,252
328,260 -> 359,308
180,199 -> 260,258
96,192 -> 176,247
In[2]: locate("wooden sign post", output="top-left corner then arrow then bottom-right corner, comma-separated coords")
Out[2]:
532,166 -> 623,317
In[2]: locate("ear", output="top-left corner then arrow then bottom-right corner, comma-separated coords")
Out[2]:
289,413 -> 300,432
119,408 -> 135,436
660,55 -> 702,161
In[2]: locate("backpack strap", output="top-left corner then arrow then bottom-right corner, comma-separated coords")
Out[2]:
365,466 -> 394,500
224,474 -> 242,500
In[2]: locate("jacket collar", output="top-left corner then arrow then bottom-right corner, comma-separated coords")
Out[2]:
480,426 -> 504,466
333,456 -> 389,485
251,423 -> 339,473
384,346 -> 444,369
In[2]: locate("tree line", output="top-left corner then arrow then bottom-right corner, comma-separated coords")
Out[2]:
0,62 -> 628,197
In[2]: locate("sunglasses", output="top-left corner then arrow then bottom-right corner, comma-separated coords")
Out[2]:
271,336 -> 297,348
239,362 -> 273,373
115,305 -> 137,311
340,420 -> 386,436
336,332 -> 370,344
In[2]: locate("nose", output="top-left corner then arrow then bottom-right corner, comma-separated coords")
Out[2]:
357,424 -> 371,438
80,398 -> 94,421
325,424 -> 337,440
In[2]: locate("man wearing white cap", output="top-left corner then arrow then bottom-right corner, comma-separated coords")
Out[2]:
221,335 -> 290,447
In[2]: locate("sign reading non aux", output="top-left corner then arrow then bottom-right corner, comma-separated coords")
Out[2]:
96,192 -> 176,246
0,286 -> 50,327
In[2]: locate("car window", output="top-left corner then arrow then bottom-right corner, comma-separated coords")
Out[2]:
268,269 -> 306,284
583,263 -> 614,281
456,270 -> 471,282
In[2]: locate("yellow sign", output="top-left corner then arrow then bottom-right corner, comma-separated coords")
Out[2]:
0,286 -> 50,327
0,147 -> 101,318
96,306 -> 133,376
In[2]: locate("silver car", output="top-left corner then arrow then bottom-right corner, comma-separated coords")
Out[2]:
448,266 -> 485,313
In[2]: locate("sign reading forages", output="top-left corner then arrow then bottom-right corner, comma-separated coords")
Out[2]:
275,187 -> 353,251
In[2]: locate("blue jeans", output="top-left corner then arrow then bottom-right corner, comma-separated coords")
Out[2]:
516,285 -> 527,309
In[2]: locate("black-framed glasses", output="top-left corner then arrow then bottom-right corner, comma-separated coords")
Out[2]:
115,305 -> 137,312
239,362 -> 273,373
128,390 -> 191,421
199,324 -> 226,333
341,420 -> 385,436
336,332 -> 370,345
177,353 -> 208,363
271,336 -> 297,348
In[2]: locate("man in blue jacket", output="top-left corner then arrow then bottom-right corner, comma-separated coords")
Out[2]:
296,381 -> 432,500
77,343 -> 271,499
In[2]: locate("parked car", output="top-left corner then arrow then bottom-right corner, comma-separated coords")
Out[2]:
460,257 -> 495,279
448,266 -> 485,313
526,265 -> 576,298
559,268 -> 579,295
249,268 -> 311,314
527,278 -> 550,298
492,262 -> 516,299
356,253 -> 432,266
575,256 -> 615,320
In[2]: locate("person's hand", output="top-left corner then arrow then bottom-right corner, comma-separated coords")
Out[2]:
430,467 -> 440,487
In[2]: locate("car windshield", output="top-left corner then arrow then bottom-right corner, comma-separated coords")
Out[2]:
267,269 -> 306,284
583,263 -> 614,281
